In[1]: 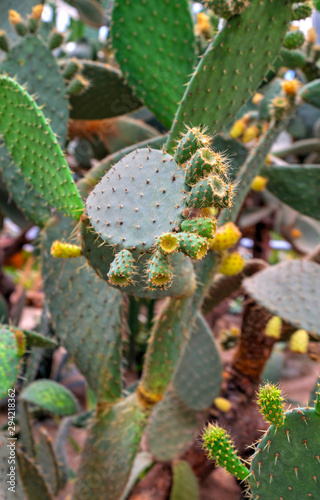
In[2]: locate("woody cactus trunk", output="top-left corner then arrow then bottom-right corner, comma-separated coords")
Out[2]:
1,1 -> 319,500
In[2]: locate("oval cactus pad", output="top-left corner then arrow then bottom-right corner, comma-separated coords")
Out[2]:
85,148 -> 187,252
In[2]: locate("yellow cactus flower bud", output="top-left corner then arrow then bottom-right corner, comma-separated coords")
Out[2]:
230,119 -> 246,139
281,78 -> 302,96
307,27 -> 317,44
242,125 -> 260,143
50,241 -> 82,259
209,222 -> 242,252
290,329 -> 309,354
291,228 -> 302,239
251,175 -> 268,192
31,5 -> 44,20
265,316 -> 282,339
214,397 -> 232,413
195,12 -> 213,37
252,92 -> 264,105
8,10 -> 23,26
219,252 -> 245,276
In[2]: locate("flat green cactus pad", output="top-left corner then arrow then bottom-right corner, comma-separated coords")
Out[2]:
20,380 -> 78,417
112,0 -> 196,129
0,76 -> 84,220
243,260 -> 320,336
68,59 -> 142,120
170,460 -> 199,500
300,79 -> 320,109
261,164 -> 320,220
16,450 -> 53,500
173,313 -> 222,410
249,407 -> 320,499
1,34 -> 69,144
42,215 -> 123,402
37,428 -> 60,496
147,387 -> 199,461
0,326 -> 23,397
85,148 -> 187,252
0,434 -> 24,499
73,393 -> 147,500
168,0 -> 292,147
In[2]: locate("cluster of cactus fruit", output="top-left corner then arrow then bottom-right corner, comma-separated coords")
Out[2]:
203,378 -> 320,499
0,0 -> 320,499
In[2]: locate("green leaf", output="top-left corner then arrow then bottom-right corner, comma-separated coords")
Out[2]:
20,380 -> 78,416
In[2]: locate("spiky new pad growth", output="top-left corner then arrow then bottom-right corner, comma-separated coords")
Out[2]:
265,316 -> 282,339
0,76 -> 84,220
177,232 -> 209,260
290,329 -> 309,353
181,218 -> 217,239
156,232 -> 179,254
185,148 -> 227,186
209,222 -> 241,252
174,127 -> 210,164
50,241 -> 82,259
284,30 -> 305,50
146,250 -> 173,289
112,0 -> 195,129
219,251 -> 245,275
186,176 -> 233,209
108,249 -> 135,287
0,326 -> 25,396
202,424 -> 250,480
257,383 -> 286,427
85,148 -> 186,252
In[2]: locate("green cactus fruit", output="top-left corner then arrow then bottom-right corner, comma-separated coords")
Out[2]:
0,75 -> 84,220
185,148 -> 228,186
291,2 -> 313,20
180,217 -> 217,239
0,326 -> 25,397
177,232 -> 209,260
174,127 -> 210,164
0,30 -> 9,52
257,383 -> 286,428
279,47 -> 306,68
186,176 -> 233,209
66,74 -> 90,96
108,249 -> 135,287
249,405 -> 320,499
146,250 -> 173,289
1,1 -> 40,50
84,148 -> 186,252
202,424 -> 250,480
62,58 -> 80,80
8,10 -> 28,37
284,30 -> 305,50
156,232 -> 180,255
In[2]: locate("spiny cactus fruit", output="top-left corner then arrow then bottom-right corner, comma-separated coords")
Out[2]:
289,329 -> 309,353
202,424 -> 250,480
186,176 -> 233,209
218,251 -> 245,275
146,250 -> 173,289
174,126 -> 211,164
108,249 -> 135,287
185,148 -> 227,186
291,2 -> 313,21
209,222 -> 242,252
177,232 -> 209,260
156,232 -> 180,255
180,218 -> 217,239
284,29 -> 305,50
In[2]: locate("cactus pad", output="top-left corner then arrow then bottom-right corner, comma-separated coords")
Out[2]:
243,260 -> 320,336
168,0 -> 292,147
17,450 -> 53,500
20,380 -> 78,417
185,148 -> 227,186
42,215 -> 123,402
249,407 -> 320,499
37,428 -> 60,496
112,0 -> 196,129
0,76 -> 84,219
0,326 -> 24,397
186,176 -> 233,209
300,79 -> 320,109
170,460 -> 199,500
85,148 -> 186,251
68,59 -> 142,120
